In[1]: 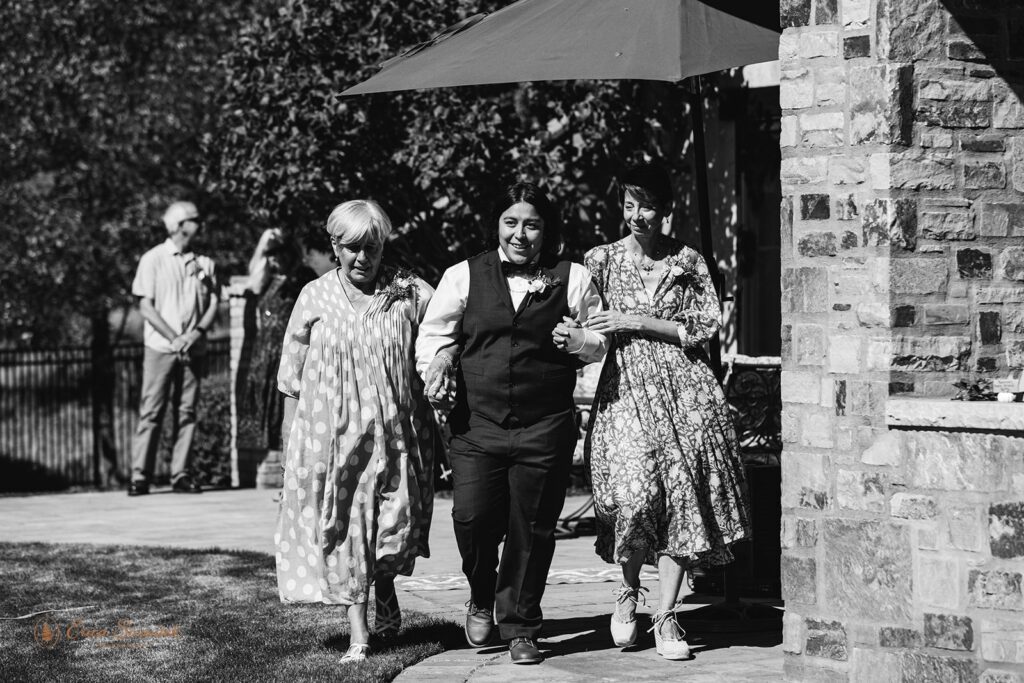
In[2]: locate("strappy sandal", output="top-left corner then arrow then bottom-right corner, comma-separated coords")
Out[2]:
610,583 -> 649,647
373,585 -> 401,638
648,610 -> 691,660
340,643 -> 370,663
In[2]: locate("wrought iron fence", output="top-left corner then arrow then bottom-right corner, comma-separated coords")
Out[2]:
0,340 -> 230,488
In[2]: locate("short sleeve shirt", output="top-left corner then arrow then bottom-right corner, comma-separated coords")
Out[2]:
132,239 -> 218,352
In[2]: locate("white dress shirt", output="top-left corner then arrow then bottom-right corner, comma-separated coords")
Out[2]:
131,239 -> 218,353
415,249 -> 607,377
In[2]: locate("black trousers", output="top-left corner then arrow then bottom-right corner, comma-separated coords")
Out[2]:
449,409 -> 576,640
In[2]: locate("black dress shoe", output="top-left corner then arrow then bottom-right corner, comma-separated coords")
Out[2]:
171,477 -> 202,493
464,601 -> 494,647
509,637 -> 543,664
127,481 -> 149,497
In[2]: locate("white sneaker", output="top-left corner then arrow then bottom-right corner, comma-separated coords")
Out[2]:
609,583 -> 648,647
650,610 -> 691,660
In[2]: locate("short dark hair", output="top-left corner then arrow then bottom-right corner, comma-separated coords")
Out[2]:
618,161 -> 674,210
492,182 -> 563,257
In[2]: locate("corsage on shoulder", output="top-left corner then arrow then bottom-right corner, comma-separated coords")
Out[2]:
667,250 -> 700,281
380,268 -> 418,311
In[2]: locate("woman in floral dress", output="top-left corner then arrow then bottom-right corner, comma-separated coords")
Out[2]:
584,162 -> 750,660
275,200 -> 435,665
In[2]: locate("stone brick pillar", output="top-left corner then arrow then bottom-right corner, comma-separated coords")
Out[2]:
779,0 -> 1024,680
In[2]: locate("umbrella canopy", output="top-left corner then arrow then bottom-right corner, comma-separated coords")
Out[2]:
341,0 -> 779,95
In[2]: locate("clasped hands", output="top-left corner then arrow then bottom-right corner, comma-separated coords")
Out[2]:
424,351 -> 458,423
553,311 -> 641,344
170,329 -> 203,357
552,316 -> 585,352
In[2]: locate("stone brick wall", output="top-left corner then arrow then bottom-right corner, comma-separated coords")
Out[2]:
778,369 -> 1024,645
782,0 -> 1024,400
779,0 -> 1024,680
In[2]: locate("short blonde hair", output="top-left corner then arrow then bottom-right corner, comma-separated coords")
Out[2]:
325,199 -> 392,246
162,201 -> 198,233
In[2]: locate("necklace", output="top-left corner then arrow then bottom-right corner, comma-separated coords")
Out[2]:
631,247 -> 663,273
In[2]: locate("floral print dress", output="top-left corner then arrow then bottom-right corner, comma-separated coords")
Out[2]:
274,266 -> 435,605
584,238 -> 750,567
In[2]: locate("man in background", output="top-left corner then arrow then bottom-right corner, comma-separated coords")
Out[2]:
128,200 -> 219,496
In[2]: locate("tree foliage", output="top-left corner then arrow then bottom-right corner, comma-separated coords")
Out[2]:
205,0 -> 698,283
0,0 -> 269,345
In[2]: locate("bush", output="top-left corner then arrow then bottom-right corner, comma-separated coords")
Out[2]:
192,373 -> 233,487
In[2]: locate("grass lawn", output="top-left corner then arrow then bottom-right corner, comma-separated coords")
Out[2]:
0,542 -> 461,682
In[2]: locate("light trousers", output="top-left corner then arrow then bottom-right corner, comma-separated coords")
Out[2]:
131,348 -> 204,483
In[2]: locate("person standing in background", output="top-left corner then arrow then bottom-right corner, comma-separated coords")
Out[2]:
128,200 -> 219,496
238,228 -> 314,456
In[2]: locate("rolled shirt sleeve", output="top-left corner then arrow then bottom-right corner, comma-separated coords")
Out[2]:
415,262 -> 469,380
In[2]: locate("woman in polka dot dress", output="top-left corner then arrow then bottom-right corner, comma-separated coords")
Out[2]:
274,200 -> 436,664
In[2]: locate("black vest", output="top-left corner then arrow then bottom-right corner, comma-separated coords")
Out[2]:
451,251 -> 578,429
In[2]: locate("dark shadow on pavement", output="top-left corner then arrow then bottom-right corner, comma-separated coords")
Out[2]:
323,620 -> 465,654
539,613 -> 618,658
539,609 -> 781,659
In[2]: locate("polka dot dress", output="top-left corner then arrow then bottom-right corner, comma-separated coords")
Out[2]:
274,267 -> 435,605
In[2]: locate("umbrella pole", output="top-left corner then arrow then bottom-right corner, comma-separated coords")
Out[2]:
687,76 -> 725,382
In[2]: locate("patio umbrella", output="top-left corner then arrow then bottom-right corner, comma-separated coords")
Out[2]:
341,0 -> 779,94
341,0 -> 780,375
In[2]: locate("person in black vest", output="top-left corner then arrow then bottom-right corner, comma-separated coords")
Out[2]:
416,182 -> 606,665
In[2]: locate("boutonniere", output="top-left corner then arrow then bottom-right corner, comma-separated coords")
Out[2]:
526,272 -> 562,296
380,268 -> 418,311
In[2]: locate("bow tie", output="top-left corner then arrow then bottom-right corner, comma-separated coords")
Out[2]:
501,261 -> 535,277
